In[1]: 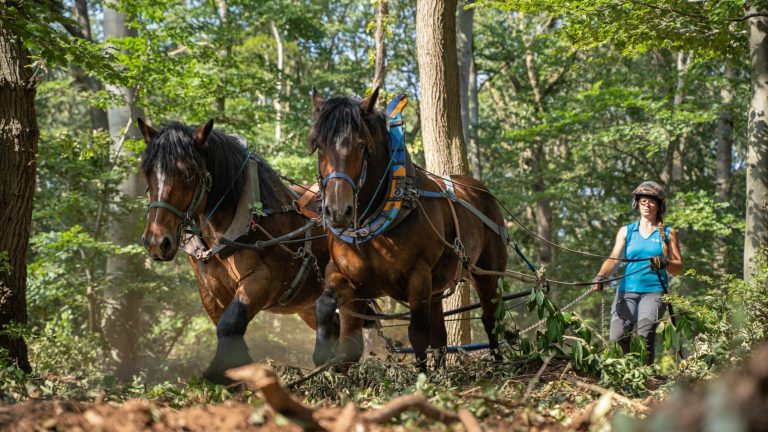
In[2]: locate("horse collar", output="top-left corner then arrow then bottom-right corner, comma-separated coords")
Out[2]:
326,93 -> 414,244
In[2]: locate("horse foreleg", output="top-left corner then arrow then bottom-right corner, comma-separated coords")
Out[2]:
428,300 -> 447,367
474,274 -> 502,360
203,289 -> 260,385
407,268 -> 433,372
313,288 -> 338,366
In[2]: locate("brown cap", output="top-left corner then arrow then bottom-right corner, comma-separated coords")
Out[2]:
632,181 -> 665,202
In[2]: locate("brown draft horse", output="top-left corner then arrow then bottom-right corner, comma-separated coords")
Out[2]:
138,119 -> 331,384
309,88 -> 508,369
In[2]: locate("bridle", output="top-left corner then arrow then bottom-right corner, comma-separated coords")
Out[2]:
147,170 -> 212,238
317,151 -> 369,230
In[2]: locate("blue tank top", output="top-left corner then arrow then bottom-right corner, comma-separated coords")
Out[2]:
619,221 -> 670,293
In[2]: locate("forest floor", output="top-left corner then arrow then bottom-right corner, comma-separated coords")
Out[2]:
0,358 -> 654,431
4,342 -> 768,431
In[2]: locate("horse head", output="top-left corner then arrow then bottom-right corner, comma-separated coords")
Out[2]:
139,118 -> 213,261
308,87 -> 388,229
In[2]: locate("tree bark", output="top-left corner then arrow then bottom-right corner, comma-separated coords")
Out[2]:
372,0 -> 388,91
744,10 -> 768,281
215,0 -> 229,114
715,67 -> 736,276
102,6 -> 146,381
469,50 -> 481,180
416,0 -> 470,346
0,21 -> 38,372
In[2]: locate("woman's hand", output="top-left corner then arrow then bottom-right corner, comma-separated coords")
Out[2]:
591,274 -> 607,292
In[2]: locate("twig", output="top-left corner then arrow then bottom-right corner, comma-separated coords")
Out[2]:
523,352 -> 554,402
457,408 -> 482,432
361,395 -> 459,425
567,378 -> 650,414
285,361 -> 337,390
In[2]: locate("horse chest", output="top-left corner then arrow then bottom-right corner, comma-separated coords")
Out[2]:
332,239 -> 414,289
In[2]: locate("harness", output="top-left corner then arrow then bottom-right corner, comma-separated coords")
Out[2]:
320,93 -> 509,247
148,150 -> 323,307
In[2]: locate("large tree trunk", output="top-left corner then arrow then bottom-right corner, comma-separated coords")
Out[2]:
102,6 -> 146,381
715,67 -> 736,276
469,49 -> 481,180
72,0 -> 108,132
416,0 -> 470,346
744,10 -> 768,281
0,21 -> 38,373
215,0 -> 229,114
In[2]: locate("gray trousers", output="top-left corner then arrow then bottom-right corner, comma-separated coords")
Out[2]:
609,291 -> 666,364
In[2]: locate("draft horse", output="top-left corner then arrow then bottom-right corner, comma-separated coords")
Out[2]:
139,119 -> 330,384
309,88 -> 508,369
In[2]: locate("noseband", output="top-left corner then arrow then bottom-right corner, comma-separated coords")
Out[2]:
319,159 -> 368,194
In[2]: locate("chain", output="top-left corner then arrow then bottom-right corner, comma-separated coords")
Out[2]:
519,288 -> 593,335
601,294 -> 606,341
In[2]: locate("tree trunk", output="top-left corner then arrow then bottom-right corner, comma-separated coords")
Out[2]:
271,22 -> 283,145
70,0 -> 109,132
662,51 -> 690,191
744,10 -> 768,281
102,6 -> 146,381
0,22 -> 38,373
458,0 -> 480,179
215,0 -> 229,114
715,67 -> 736,276
416,0 -> 470,346
469,50 -> 481,180
372,0 -> 388,91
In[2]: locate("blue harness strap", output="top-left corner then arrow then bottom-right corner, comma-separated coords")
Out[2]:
328,93 -> 413,243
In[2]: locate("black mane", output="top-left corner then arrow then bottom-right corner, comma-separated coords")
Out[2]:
140,122 -> 285,215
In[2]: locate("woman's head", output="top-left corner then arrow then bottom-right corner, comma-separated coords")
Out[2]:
631,181 -> 666,220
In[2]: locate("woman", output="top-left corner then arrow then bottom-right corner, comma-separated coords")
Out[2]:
592,181 -> 683,364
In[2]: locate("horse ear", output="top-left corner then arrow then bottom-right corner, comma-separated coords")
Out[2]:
360,86 -> 380,113
193,119 -> 214,150
312,86 -> 324,118
136,117 -> 157,143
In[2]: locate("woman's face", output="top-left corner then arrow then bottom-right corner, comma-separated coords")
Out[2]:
637,195 -> 659,218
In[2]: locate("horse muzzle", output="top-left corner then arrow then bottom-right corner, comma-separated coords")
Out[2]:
323,201 -> 355,230
142,232 -> 178,261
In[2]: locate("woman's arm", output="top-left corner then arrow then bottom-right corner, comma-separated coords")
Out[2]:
666,228 -> 683,276
592,226 -> 627,291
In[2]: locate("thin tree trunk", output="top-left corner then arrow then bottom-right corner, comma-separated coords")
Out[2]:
523,39 -> 552,267
0,21 -> 38,373
271,22 -> 283,145
662,51 -> 690,190
744,10 -> 768,281
372,0 -> 388,91
416,0 -> 470,347
715,67 -> 736,276
215,0 -> 229,114
458,0 -> 480,180
469,52 -> 481,180
103,6 -> 145,381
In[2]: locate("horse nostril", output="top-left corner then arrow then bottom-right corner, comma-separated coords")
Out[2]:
142,235 -> 149,249
323,205 -> 330,217
160,236 -> 173,256
343,205 -> 353,218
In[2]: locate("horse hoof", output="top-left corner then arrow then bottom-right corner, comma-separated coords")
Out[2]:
202,367 -> 236,386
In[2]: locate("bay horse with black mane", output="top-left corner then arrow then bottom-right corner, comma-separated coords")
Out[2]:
309,88 -> 508,370
139,119 -> 332,384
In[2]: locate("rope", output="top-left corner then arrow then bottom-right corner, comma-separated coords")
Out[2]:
412,165 -> 647,263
